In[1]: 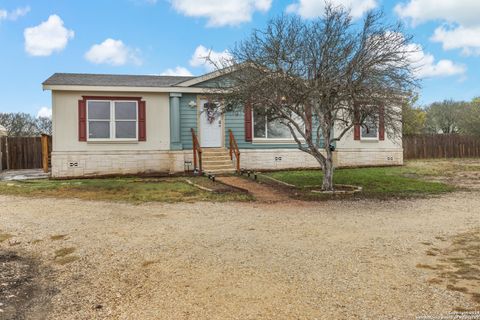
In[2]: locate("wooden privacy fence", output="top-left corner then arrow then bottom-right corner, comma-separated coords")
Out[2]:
0,135 -> 52,171
403,134 -> 480,159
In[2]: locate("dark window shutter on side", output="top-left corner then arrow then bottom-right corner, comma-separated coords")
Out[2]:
353,104 -> 360,140
78,100 -> 87,141
138,100 -> 146,141
379,105 -> 385,141
244,102 -> 252,142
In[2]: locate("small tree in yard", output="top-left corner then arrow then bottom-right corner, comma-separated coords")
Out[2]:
208,4 -> 417,190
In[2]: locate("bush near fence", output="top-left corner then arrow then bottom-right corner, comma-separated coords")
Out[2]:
403,134 -> 480,160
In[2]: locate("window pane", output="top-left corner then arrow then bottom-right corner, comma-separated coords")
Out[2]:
88,101 -> 110,119
253,109 -> 266,138
116,121 -> 136,139
267,117 -> 291,139
361,116 -> 378,138
115,102 -> 137,120
89,121 -> 110,139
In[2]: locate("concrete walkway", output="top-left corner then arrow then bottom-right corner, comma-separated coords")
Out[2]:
0,169 -> 49,181
217,176 -> 287,202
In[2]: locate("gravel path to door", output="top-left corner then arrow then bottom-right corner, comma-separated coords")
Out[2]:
0,191 -> 479,319
217,176 -> 287,202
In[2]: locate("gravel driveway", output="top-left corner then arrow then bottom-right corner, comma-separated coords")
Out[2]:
0,192 -> 479,319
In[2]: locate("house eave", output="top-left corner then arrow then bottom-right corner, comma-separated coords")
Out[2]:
174,65 -> 238,87
42,84 -> 226,94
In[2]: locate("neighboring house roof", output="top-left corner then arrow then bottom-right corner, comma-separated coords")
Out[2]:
43,73 -> 196,88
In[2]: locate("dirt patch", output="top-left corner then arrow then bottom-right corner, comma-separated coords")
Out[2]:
216,176 -> 289,202
0,233 -> 13,243
443,171 -> 480,190
417,228 -> 480,307
50,234 -> 68,241
0,250 -> 53,319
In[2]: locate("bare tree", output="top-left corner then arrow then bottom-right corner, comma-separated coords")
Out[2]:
0,113 -> 52,136
35,117 -> 52,135
208,4 -> 417,190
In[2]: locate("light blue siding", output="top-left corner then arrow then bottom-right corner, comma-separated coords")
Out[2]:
179,94 -> 197,149
178,94 -> 325,150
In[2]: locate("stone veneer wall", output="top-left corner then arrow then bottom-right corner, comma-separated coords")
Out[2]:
51,151 -> 172,178
239,148 -> 402,170
51,148 -> 403,177
334,148 -> 403,167
239,149 -> 326,170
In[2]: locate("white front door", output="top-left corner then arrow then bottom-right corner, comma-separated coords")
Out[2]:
200,100 -> 222,147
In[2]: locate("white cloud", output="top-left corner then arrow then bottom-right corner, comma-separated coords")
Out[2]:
24,15 -> 74,56
395,0 -> 480,27
171,0 -> 272,27
286,0 -> 377,19
36,107 -> 52,119
395,0 -> 480,55
406,43 -> 466,78
189,45 -> 232,72
85,39 -> 141,66
160,66 -> 193,76
0,6 -> 30,22
431,25 -> 480,56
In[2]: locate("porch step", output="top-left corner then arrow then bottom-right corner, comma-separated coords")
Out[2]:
204,168 -> 237,174
203,159 -> 233,166
203,155 -> 231,161
200,147 -> 236,174
203,152 -> 231,157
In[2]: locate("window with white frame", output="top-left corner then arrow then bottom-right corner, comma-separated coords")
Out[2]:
253,108 -> 304,140
87,100 -> 138,140
361,115 -> 379,139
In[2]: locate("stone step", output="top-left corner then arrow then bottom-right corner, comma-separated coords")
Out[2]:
204,168 -> 237,174
202,151 -> 230,157
203,164 -> 233,170
202,157 -> 232,163
203,160 -> 233,165
203,148 -> 228,152
200,148 -> 236,173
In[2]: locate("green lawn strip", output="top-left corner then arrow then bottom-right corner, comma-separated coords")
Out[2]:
0,177 -> 251,203
266,165 -> 455,198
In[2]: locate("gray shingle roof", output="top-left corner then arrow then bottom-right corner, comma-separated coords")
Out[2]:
43,73 -> 196,87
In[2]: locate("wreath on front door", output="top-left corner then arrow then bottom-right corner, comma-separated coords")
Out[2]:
203,102 -> 219,124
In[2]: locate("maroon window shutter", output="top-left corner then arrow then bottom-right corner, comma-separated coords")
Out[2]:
78,100 -> 87,141
379,105 -> 385,141
138,100 -> 146,141
353,104 -> 360,140
244,102 -> 252,142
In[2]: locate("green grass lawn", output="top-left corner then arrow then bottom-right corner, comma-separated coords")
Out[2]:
265,160 -> 463,199
1,160 -> 476,203
0,177 -> 252,203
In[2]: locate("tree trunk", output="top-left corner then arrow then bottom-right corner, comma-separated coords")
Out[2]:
322,155 -> 334,191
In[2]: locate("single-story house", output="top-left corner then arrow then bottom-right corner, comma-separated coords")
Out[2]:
42,71 -> 403,178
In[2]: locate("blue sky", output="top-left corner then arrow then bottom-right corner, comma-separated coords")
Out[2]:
0,0 -> 479,117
